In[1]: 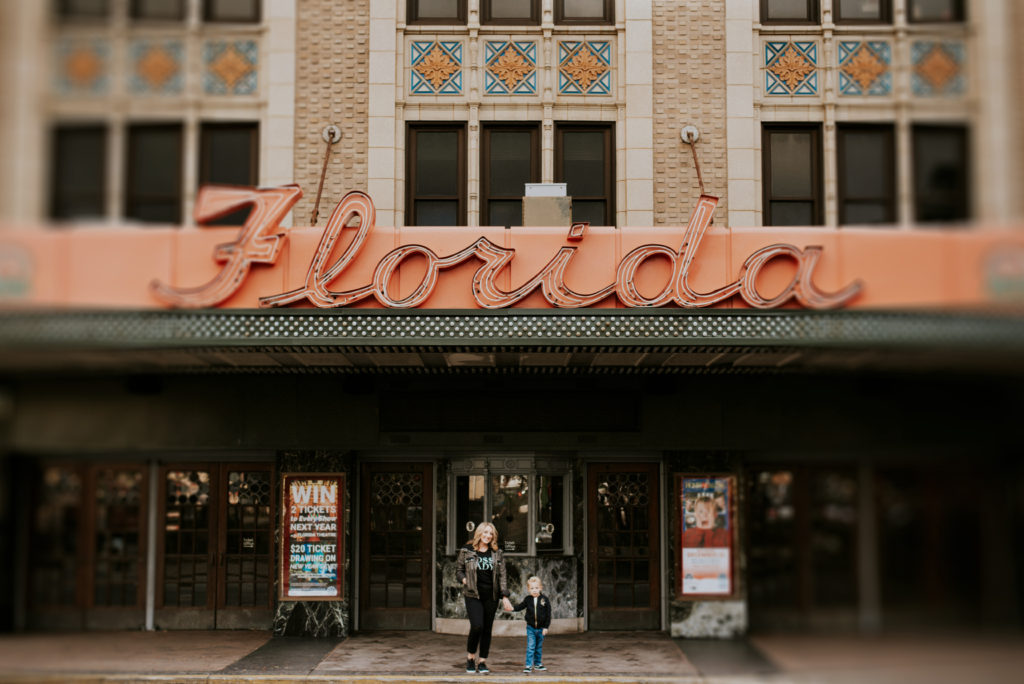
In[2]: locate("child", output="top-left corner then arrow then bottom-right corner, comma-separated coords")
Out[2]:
512,576 -> 552,673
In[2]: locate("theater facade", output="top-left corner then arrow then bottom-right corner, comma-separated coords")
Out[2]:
0,1 -> 1023,638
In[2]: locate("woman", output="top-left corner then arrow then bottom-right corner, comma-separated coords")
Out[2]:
457,522 -> 513,674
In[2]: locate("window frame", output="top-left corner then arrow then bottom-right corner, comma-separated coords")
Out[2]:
124,122 -> 184,225
448,457 -> 572,557
49,123 -> 108,221
130,0 -> 186,21
911,123 -> 970,224
203,0 -> 261,24
554,0 -> 614,25
759,0 -> 820,25
761,123 -> 824,227
481,0 -> 540,25
406,123 -> 467,227
481,123 -> 540,227
836,123 -> 896,226
554,122 -> 615,227
407,0 -> 467,25
907,0 -> 965,24
833,0 -> 891,24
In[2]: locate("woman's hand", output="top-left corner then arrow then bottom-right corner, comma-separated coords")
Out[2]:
462,578 -> 467,585
542,628 -> 548,636
501,597 -> 512,611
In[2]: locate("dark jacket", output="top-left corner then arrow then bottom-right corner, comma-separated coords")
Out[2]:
456,544 -> 509,601
513,593 -> 552,629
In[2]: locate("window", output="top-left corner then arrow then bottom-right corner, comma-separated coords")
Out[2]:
56,0 -> 109,21
407,0 -> 466,24
482,0 -> 539,24
199,122 -> 259,225
406,124 -> 466,226
50,125 -> 107,221
762,124 -> 823,226
452,461 -> 569,556
837,124 -> 895,225
131,0 -> 185,21
907,0 -> 964,23
555,0 -> 613,24
556,124 -> 614,226
913,125 -> 969,223
204,0 -> 260,23
125,123 -> 183,224
760,0 -> 819,24
834,0 -> 890,23
481,125 -> 539,227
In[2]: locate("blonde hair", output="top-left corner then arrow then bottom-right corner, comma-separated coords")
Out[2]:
469,522 -> 499,551
527,576 -> 543,588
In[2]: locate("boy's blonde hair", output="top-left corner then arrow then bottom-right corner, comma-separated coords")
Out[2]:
527,576 -> 543,588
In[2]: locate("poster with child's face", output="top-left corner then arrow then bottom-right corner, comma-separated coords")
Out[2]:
680,477 -> 732,596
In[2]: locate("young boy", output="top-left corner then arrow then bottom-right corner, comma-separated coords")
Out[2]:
512,576 -> 552,673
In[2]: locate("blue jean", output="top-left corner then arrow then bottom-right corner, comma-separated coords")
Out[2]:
525,625 -> 545,667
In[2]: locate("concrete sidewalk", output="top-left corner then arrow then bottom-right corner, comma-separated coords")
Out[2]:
0,629 -> 1020,683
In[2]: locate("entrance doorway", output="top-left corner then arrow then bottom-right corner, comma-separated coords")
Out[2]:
587,462 -> 661,630
156,463 -> 274,629
359,462 -> 433,630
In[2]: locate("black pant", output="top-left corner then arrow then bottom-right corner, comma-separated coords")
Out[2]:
465,595 -> 498,658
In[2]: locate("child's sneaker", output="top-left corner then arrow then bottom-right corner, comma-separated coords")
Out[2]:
534,664 -> 546,671
523,666 -> 532,673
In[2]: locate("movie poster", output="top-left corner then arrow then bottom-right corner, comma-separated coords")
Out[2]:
281,474 -> 344,600
679,476 -> 733,596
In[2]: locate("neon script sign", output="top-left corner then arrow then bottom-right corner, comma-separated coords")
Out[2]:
151,185 -> 862,310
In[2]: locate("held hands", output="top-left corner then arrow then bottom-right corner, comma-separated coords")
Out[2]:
542,629 -> 548,636
501,597 -> 513,612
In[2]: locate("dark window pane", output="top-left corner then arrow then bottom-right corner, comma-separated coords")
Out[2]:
909,0 -> 962,22
914,126 -> 968,223
769,132 -> 813,197
51,126 -> 106,220
572,200 -> 605,226
836,0 -> 884,20
841,130 -> 889,198
562,0 -> 605,18
843,203 -> 890,225
536,475 -> 564,552
488,201 -> 521,227
488,0 -> 532,19
455,475 -> 485,546
200,122 -> 258,222
415,200 -> 458,225
492,474 -> 528,553
205,0 -> 259,22
132,0 -> 185,20
58,0 -> 109,19
489,131 -> 532,196
416,0 -> 460,18
770,201 -> 814,226
415,131 -> 459,195
562,131 -> 605,196
764,0 -> 814,21
126,125 -> 182,224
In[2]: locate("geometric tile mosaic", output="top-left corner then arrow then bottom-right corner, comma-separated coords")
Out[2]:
838,41 -> 891,96
411,41 -> 463,95
912,41 -> 965,97
484,41 -> 537,95
765,41 -> 817,96
203,40 -> 258,95
558,41 -> 612,95
129,40 -> 183,95
55,39 -> 109,95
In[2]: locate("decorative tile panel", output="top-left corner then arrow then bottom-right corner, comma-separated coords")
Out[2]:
203,40 -> 258,95
55,39 -> 109,95
912,41 -> 965,96
838,41 -> 891,96
765,41 -> 817,96
129,40 -> 183,94
484,41 -> 537,95
558,41 -> 612,95
410,41 -> 463,95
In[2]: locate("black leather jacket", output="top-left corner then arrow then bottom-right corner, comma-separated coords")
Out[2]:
456,544 -> 509,601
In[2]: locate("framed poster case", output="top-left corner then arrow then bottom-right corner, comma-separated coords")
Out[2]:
280,473 -> 344,600
677,474 -> 736,598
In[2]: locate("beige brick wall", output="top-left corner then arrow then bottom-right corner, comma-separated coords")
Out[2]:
1016,1 -> 1024,218
292,0 -> 370,226
651,0 -> 728,225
